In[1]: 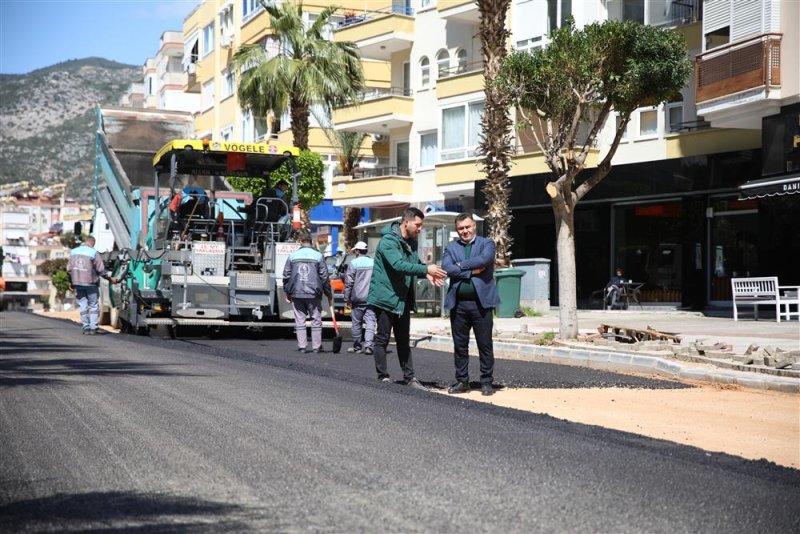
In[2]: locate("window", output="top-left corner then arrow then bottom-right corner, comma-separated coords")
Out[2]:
220,5 -> 234,47
639,108 -> 658,137
243,0 -> 266,22
456,49 -> 468,73
545,0 -> 573,34
202,79 -> 215,110
395,141 -> 410,174
436,50 -> 449,79
420,0 -> 435,10
441,101 -> 484,161
666,102 -> 683,133
255,116 -> 269,140
202,23 -> 214,57
305,12 -> 342,40
616,113 -> 630,141
220,125 -> 234,141
419,132 -> 438,168
221,69 -> 234,100
420,56 -> 430,88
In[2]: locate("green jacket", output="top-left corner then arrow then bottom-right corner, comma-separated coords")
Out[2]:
367,222 -> 428,314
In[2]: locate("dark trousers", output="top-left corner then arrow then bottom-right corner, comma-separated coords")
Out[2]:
450,299 -> 494,384
373,304 -> 413,382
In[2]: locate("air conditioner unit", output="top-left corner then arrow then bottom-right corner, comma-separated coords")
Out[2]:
221,34 -> 233,48
186,63 -> 197,74
371,134 -> 386,142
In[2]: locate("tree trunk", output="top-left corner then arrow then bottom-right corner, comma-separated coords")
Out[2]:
553,202 -> 579,339
343,207 -> 362,250
290,96 -> 310,150
478,0 -> 513,267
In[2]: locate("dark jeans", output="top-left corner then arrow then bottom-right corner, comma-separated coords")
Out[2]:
373,304 -> 413,382
450,299 -> 494,384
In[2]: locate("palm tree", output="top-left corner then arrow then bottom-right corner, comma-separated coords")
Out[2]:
477,0 -> 514,267
231,2 -> 364,150
318,122 -> 367,250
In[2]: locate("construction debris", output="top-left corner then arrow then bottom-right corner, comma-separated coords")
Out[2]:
597,323 -> 682,344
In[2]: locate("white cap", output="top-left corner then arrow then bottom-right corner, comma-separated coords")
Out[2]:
352,241 -> 368,251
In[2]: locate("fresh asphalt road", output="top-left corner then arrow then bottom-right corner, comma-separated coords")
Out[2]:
1,312 -> 798,532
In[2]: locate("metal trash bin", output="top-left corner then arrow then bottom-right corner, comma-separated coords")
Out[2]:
514,258 -> 550,314
495,268 -> 526,318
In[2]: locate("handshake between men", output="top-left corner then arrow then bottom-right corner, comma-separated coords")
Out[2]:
426,263 -> 447,287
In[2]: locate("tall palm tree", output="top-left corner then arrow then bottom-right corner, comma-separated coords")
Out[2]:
477,0 -> 514,267
231,2 -> 364,150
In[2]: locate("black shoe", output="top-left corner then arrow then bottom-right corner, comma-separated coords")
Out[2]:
296,347 -> 307,352
448,382 -> 470,394
481,383 -> 495,396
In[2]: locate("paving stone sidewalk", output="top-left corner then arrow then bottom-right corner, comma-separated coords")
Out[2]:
407,309 -> 800,393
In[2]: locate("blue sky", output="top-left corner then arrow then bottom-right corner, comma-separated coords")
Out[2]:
0,0 -> 200,74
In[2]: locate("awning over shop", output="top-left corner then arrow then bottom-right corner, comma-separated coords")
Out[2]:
738,174 -> 800,200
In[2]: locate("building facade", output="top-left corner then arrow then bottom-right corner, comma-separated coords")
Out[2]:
151,0 -> 797,308
181,0 -> 382,251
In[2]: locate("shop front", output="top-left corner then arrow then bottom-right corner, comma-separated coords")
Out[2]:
475,148 -> 799,309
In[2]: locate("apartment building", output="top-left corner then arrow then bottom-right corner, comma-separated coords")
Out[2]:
0,192 -> 77,309
122,31 -> 201,113
180,0 -> 385,251
326,0 -> 797,309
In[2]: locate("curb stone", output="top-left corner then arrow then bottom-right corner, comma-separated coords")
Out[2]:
413,333 -> 800,394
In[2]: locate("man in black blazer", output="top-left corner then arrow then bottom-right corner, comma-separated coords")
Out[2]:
441,213 -> 501,396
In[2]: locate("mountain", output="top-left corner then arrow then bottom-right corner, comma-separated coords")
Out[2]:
0,58 -> 140,199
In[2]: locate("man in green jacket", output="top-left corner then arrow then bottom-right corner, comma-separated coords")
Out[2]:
368,207 -> 446,390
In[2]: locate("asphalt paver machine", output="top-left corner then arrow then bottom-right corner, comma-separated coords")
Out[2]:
109,139 -> 304,335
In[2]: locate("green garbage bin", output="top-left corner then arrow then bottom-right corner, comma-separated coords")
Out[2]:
495,268 -> 525,317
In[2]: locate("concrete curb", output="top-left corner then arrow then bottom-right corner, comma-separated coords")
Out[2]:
413,333 -> 800,394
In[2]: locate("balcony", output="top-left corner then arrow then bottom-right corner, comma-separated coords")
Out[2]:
615,0 -> 701,28
436,62 -> 484,99
438,0 -> 479,24
332,169 -> 414,207
334,6 -> 415,61
696,33 -> 782,129
333,88 -> 413,135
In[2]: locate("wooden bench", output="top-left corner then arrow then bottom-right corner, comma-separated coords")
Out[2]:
731,277 -> 800,322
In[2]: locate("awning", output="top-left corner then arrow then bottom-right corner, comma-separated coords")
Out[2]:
739,174 -> 800,199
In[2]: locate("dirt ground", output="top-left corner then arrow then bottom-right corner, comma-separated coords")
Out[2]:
437,385 -> 800,469
37,311 -> 800,469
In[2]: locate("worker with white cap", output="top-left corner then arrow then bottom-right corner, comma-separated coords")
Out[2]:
344,241 -> 376,354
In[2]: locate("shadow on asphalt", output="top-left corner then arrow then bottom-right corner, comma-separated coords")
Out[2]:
0,490 -> 254,532
0,353 -> 203,388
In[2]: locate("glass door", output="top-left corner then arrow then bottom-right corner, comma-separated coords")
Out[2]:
709,198 -> 759,302
395,140 -> 409,175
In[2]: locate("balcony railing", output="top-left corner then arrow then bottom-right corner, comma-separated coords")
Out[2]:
696,33 -> 782,103
338,4 -> 415,29
357,86 -> 413,103
650,0 -> 701,27
438,61 -> 483,80
352,166 -> 410,179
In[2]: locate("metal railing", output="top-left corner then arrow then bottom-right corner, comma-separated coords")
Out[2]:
337,4 -> 415,29
650,0 -> 702,27
696,33 -> 782,103
352,166 -> 411,179
357,86 -> 413,103
438,61 -> 484,80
